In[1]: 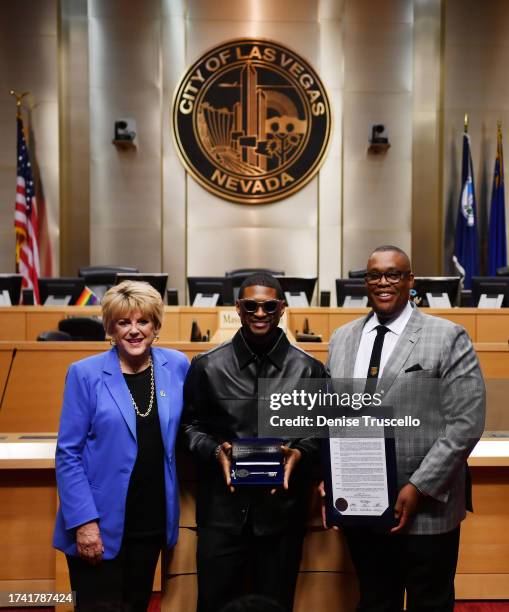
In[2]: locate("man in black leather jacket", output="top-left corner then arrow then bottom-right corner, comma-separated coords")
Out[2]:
182,273 -> 326,612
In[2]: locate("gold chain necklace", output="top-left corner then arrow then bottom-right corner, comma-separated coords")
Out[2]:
127,358 -> 155,418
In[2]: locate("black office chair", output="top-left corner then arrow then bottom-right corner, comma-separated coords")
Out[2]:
225,268 -> 285,277
460,290 -> 473,307
58,317 -> 106,341
37,330 -> 72,341
78,265 -> 139,277
78,266 -> 139,300
348,269 -> 366,279
167,288 -> 179,305
225,269 -> 285,301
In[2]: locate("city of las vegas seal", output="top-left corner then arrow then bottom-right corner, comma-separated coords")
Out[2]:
172,39 -> 331,204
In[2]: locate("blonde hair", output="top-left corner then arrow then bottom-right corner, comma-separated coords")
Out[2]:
101,280 -> 164,335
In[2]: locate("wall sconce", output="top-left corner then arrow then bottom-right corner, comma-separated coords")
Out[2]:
112,118 -> 137,150
368,124 -> 390,154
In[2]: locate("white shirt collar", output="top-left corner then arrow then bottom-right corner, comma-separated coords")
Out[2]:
363,301 -> 414,336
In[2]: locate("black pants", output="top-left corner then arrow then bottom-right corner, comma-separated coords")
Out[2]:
67,535 -> 162,612
343,526 -> 461,612
196,525 -> 305,612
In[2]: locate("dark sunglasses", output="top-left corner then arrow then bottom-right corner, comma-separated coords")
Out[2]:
238,299 -> 282,314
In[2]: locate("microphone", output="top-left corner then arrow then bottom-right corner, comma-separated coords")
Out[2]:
0,348 -> 17,412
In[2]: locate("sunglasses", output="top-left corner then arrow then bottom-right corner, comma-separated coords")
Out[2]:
238,299 -> 282,314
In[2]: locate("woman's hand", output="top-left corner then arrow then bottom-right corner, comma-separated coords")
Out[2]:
76,521 -> 104,565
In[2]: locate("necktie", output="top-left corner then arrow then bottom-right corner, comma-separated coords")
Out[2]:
365,325 -> 389,394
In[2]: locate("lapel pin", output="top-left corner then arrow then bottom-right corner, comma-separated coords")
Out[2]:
160,390 -> 166,397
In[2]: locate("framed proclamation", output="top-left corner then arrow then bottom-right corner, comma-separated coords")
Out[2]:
322,434 -> 399,529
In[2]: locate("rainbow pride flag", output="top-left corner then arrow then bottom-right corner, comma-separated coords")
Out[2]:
75,286 -> 100,306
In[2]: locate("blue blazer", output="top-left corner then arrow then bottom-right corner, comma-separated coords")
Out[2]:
53,346 -> 189,558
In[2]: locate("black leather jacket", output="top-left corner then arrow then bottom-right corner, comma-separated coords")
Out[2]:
181,328 -> 326,535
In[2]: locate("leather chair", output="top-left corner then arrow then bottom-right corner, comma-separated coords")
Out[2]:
78,265 -> 139,277
77,266 -> 139,300
58,317 -> 106,341
225,268 -> 285,277
348,269 -> 367,279
225,269 -> 285,301
37,330 -> 72,341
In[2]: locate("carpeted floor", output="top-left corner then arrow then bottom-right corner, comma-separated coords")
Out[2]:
455,604 -> 509,611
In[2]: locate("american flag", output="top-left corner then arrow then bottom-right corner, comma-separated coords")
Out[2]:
15,117 -> 40,304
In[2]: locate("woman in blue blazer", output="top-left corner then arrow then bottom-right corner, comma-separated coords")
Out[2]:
53,280 -> 189,611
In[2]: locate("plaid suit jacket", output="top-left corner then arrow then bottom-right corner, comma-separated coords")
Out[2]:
327,304 -> 485,535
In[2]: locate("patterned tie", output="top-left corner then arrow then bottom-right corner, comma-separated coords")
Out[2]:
365,325 -> 389,394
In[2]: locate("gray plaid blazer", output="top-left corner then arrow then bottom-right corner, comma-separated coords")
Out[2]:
327,304 -> 485,535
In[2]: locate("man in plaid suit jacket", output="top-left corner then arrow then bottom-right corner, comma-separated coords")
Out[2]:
327,245 -> 485,612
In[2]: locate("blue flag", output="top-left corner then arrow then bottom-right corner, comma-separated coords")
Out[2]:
453,131 -> 479,289
488,125 -> 507,275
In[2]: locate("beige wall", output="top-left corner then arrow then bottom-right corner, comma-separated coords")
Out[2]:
0,0 -> 59,276
412,0 -> 441,275
342,0 -> 414,274
318,0 -> 344,299
1,1 -> 509,302
161,0 -> 187,299
60,0 -> 90,276
88,0 -> 163,272
442,0 -> 509,274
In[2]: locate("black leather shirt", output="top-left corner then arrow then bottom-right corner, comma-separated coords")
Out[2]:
181,328 -> 326,535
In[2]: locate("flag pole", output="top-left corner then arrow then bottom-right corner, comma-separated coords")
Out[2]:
10,90 -> 29,273
488,119 -> 507,275
11,88 -> 41,303
9,90 -> 29,119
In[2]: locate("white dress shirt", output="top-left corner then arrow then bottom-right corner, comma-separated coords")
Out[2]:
353,301 -> 414,379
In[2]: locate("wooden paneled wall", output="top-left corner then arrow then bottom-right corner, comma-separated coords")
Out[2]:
2,306 -> 509,343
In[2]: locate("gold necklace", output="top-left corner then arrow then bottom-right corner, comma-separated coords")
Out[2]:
127,358 -> 155,418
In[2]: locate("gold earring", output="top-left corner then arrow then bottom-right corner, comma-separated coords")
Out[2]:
154,335 -> 160,343
109,338 -> 115,346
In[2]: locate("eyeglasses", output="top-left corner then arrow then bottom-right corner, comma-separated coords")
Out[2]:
238,299 -> 282,314
364,270 -> 411,284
